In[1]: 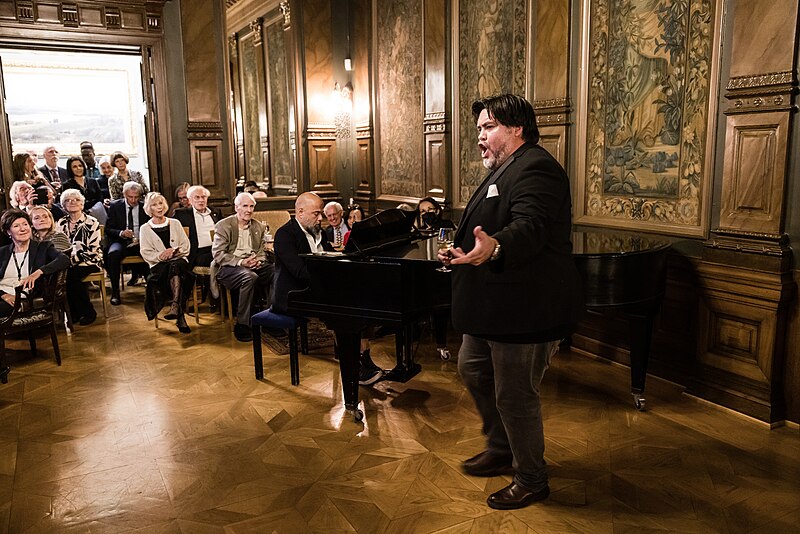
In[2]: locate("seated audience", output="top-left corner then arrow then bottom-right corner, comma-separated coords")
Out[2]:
417,196 -> 455,233
139,192 -> 193,334
105,181 -> 150,305
174,185 -> 222,268
108,152 -> 149,200
13,152 -> 51,190
55,189 -> 103,326
273,193 -> 383,385
342,204 -> 364,247
29,206 -> 70,253
38,146 -> 67,189
98,156 -> 114,203
0,209 -> 69,317
324,201 -> 348,250
60,156 -> 106,224
167,182 -> 191,217
211,192 -> 273,342
80,141 -> 101,180
8,180 -> 64,221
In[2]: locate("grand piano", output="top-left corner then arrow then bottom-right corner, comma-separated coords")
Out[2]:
288,209 -> 450,421
288,211 -> 670,420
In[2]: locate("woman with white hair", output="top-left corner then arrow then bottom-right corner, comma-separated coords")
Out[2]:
55,188 -> 103,325
139,192 -> 193,333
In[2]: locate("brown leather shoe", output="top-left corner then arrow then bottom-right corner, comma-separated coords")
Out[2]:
487,481 -> 549,510
462,450 -> 513,477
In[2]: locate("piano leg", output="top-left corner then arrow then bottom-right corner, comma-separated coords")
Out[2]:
384,323 -> 422,383
628,312 -> 655,411
334,330 -> 363,422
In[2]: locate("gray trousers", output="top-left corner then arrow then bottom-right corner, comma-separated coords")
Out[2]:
458,333 -> 559,491
217,264 -> 274,326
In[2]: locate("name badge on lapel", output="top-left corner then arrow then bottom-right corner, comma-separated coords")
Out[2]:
487,184 -> 499,198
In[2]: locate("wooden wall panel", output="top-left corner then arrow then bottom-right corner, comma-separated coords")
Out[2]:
308,138 -> 336,187
719,112 -> 789,234
190,140 -> 223,189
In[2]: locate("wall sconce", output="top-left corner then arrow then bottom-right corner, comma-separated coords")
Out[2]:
332,81 -> 353,138
344,57 -> 352,71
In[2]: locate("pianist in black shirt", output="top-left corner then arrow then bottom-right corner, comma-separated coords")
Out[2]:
272,192 -> 384,385
442,94 -> 583,510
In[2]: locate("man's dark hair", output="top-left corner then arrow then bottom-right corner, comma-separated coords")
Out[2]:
471,94 -> 539,145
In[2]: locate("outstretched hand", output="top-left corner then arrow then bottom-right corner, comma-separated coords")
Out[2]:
449,226 -> 497,266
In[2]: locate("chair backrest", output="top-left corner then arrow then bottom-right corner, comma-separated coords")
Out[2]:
0,269 -> 67,329
252,210 -> 290,233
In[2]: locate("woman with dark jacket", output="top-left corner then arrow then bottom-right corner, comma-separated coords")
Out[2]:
60,156 -> 106,223
0,209 -> 69,316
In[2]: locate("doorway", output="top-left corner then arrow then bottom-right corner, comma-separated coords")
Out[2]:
0,47 -> 150,186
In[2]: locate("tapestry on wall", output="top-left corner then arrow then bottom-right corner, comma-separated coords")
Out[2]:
457,0 -> 527,206
578,0 -> 717,236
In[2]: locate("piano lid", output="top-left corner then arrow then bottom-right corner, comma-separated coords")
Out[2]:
344,208 -> 418,254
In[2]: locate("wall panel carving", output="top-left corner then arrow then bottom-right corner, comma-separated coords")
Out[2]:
376,0 -> 423,198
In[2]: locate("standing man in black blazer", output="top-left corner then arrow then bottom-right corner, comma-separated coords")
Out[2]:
105,181 -> 150,304
441,94 -> 583,510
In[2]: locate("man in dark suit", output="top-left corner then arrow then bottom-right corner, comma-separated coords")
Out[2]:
323,201 -> 348,250
442,94 -> 583,510
38,146 -> 68,187
173,185 -> 222,268
273,192 -> 383,385
105,181 -> 150,304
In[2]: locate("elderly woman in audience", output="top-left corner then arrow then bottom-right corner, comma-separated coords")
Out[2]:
108,152 -> 149,200
139,192 -> 193,333
60,156 -> 106,224
8,180 -> 64,220
29,206 -> 71,253
0,209 -> 69,317
55,189 -> 103,326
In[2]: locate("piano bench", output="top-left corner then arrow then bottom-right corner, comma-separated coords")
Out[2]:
251,308 -> 309,385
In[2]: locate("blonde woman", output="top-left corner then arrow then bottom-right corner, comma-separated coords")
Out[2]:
55,189 -> 103,326
139,192 -> 193,333
29,206 -> 71,252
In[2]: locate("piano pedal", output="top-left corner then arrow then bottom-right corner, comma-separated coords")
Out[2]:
437,347 -> 451,361
632,392 -> 647,411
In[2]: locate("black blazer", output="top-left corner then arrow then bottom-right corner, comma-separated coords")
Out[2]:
324,222 -> 349,244
0,240 -> 69,296
60,178 -> 104,210
451,142 -> 584,341
173,206 -> 222,265
272,218 -> 333,314
38,165 -> 68,183
105,198 -> 149,246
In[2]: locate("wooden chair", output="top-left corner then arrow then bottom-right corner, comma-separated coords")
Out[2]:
82,268 -> 109,318
0,269 -> 68,382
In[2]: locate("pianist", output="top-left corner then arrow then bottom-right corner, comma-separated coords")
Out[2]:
272,192 -> 384,385
443,94 -> 583,510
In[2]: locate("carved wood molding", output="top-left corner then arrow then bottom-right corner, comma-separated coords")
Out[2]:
355,123 -> 372,139
424,112 -> 447,133
250,18 -> 263,45
533,97 -> 571,126
705,232 -> 791,257
187,121 -> 223,140
307,124 -> 336,140
1,1 -> 166,33
725,70 -> 797,115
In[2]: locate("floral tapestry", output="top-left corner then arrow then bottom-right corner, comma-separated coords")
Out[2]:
579,0 -> 717,235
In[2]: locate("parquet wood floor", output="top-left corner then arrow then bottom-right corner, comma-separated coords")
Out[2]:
0,284 -> 797,533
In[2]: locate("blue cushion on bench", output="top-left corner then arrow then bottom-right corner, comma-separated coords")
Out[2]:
251,307 -> 307,330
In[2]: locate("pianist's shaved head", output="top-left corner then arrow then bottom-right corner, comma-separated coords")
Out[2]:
296,192 -> 324,235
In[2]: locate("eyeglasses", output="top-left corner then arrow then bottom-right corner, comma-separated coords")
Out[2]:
63,198 -> 83,203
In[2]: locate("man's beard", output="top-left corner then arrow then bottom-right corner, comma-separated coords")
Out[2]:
305,222 -> 321,236
482,145 -> 509,171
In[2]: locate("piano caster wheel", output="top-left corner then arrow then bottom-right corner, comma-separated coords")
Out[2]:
437,348 -> 451,361
632,393 -> 646,411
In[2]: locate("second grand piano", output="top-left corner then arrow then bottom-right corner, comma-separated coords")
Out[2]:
287,209 -> 450,421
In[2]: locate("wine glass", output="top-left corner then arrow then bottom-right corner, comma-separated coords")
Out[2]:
436,228 -> 455,272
